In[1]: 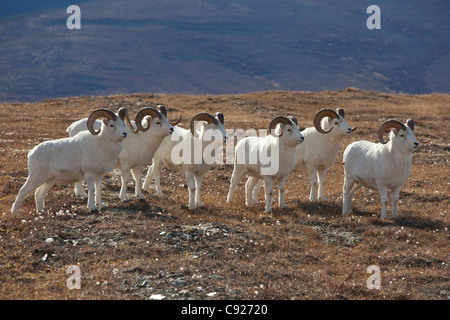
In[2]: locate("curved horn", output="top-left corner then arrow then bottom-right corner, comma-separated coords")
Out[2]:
269,116 -> 293,137
313,108 -> 339,134
415,135 -> 430,144
377,119 -> 406,144
135,107 -> 163,132
87,108 -> 117,135
215,112 -> 224,125
335,108 -> 358,132
118,107 -> 138,134
170,115 -> 182,126
190,113 -> 218,137
157,104 -> 182,126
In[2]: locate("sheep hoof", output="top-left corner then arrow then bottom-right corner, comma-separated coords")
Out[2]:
342,209 -> 353,216
97,203 -> 107,210
90,209 -> 99,214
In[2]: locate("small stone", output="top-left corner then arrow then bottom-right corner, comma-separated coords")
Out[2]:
179,290 -> 190,297
172,277 -> 188,286
140,280 -> 149,287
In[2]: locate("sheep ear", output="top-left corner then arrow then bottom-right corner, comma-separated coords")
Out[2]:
392,128 -> 399,136
102,118 -> 109,126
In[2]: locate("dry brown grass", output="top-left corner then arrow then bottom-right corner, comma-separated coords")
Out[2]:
0,89 -> 448,300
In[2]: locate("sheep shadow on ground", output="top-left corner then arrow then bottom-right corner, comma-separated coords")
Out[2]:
293,199 -> 375,218
371,214 -> 449,231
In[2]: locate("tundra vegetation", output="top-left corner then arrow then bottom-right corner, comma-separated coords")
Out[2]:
0,90 -> 448,300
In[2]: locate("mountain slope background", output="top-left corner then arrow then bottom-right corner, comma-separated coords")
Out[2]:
0,0 -> 449,102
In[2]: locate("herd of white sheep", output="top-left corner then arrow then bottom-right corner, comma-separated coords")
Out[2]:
11,103 -> 423,219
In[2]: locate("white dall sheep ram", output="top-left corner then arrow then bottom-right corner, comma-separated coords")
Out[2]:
226,116 -> 304,213
67,105 -> 179,201
143,112 -> 227,210
12,108 -> 128,213
251,108 -> 356,203
342,119 -> 420,219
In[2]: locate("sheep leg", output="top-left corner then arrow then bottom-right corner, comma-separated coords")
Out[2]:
251,179 -> 275,204
306,166 -> 318,202
194,173 -> 205,207
85,174 -> 98,212
378,185 -> 389,219
342,177 -> 356,216
251,179 -> 264,204
131,166 -> 145,199
263,177 -> 274,213
278,176 -> 288,209
226,164 -> 245,204
119,167 -> 131,202
11,178 -> 42,214
185,171 -> 196,210
94,174 -> 106,209
74,181 -> 87,199
391,186 -> 402,219
143,162 -> 164,196
34,180 -> 55,213
153,164 -> 164,196
346,182 -> 362,214
142,164 -> 154,192
317,167 -> 328,201
245,177 -> 259,207
348,182 -> 362,195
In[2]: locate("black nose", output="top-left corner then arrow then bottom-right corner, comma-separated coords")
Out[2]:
123,132 -> 127,137
301,137 -> 304,141
223,136 -> 228,143
414,142 -> 419,147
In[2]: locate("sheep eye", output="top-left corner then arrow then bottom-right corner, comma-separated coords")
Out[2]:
110,124 -> 114,127
156,122 -> 161,125
400,134 -> 404,137
335,122 -> 339,125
